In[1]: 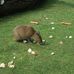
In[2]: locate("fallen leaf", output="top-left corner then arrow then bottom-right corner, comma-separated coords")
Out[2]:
30,21 -> 39,25
61,22 -> 71,25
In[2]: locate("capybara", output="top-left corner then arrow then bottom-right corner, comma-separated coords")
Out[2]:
13,25 -> 43,44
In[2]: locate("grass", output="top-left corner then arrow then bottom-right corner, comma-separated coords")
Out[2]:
0,0 -> 74,74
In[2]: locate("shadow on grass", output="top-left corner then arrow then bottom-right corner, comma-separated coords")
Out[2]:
0,0 -> 74,18
0,0 -> 59,17
33,0 -> 74,10
31,0 -> 59,10
58,1 -> 74,8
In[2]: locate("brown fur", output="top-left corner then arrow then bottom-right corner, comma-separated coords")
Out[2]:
13,25 -> 42,44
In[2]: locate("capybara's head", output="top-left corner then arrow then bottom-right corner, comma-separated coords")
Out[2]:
32,32 -> 43,44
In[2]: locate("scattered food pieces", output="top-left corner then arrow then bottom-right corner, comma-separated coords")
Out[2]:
28,48 -> 32,53
0,61 -> 15,69
30,21 -> 39,25
8,60 -> 15,68
44,16 -> 49,20
8,61 -> 14,66
42,40 -> 46,45
42,40 -> 46,43
31,51 -> 36,55
51,52 -> 55,55
59,41 -> 63,45
13,56 -> 16,59
0,63 -> 5,68
23,40 -> 27,43
65,36 -> 72,39
51,27 -> 55,30
66,36 -> 68,38
28,48 -> 37,56
69,36 -> 72,39
8,64 -> 15,68
49,35 -> 53,38
31,51 -> 37,56
45,17 -> 49,20
50,22 -> 55,25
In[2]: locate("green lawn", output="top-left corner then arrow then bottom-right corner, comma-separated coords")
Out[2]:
0,0 -> 74,74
